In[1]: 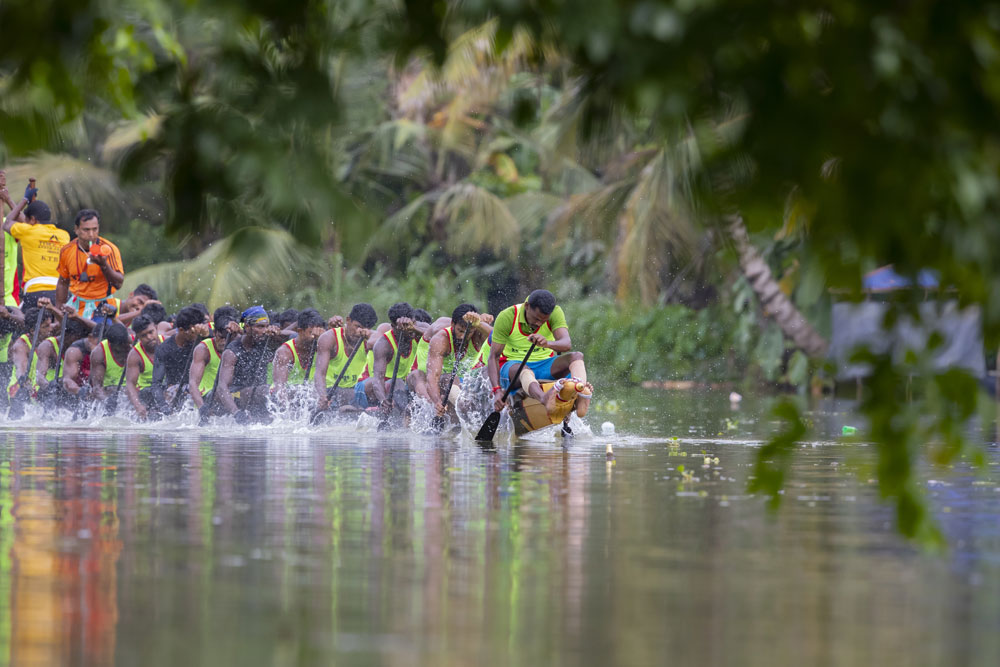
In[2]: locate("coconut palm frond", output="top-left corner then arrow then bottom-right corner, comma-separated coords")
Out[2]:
504,191 -> 564,234
434,183 -> 520,257
123,226 -> 319,309
102,114 -> 164,163
547,180 -> 635,244
3,152 -> 160,228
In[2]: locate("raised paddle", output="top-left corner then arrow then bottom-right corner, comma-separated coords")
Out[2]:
377,337 -> 405,431
474,342 -> 538,442
431,324 -> 473,432
198,333 -> 235,425
8,308 -> 45,418
309,334 -> 365,425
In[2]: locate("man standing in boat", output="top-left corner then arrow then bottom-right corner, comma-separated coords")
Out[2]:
486,289 -> 593,418
55,209 -> 125,318
2,186 -> 70,308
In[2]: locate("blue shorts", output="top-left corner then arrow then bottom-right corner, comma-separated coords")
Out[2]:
500,355 -> 557,390
353,379 -> 370,408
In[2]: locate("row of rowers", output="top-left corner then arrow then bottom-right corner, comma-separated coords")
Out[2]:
3,289 -> 594,424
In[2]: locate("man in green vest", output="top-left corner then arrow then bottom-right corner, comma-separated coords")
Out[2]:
312,303 -> 377,412
90,323 -> 132,401
486,289 -> 593,418
188,307 -> 241,409
271,308 -> 326,399
125,315 -> 162,420
361,302 -> 425,413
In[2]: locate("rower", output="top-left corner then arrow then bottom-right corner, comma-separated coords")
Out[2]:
117,284 -> 159,326
406,308 -> 451,402
139,301 -> 173,336
7,306 -> 57,398
0,305 -> 25,399
188,307 -> 240,409
486,289 -> 593,418
124,315 -> 162,420
360,302 -> 423,414
61,306 -> 116,399
213,306 -> 288,423
312,303 -> 377,412
271,308 -> 325,398
35,310 -> 91,393
149,306 -> 211,413
424,304 -> 493,417
89,323 -> 132,401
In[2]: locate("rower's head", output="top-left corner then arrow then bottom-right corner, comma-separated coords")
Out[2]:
191,302 -> 210,324
140,301 -> 167,325
524,290 -> 556,331
174,306 -> 205,340
295,308 -> 325,344
346,303 -> 377,339
88,313 -> 113,345
388,302 -> 414,336
73,209 -> 101,248
23,307 -> 57,339
412,308 -> 432,324
127,284 -> 158,311
278,308 -> 300,330
213,306 -> 239,342
240,305 -> 270,344
64,319 -> 91,347
132,315 -> 159,350
450,303 -> 479,339
24,200 -> 52,226
106,323 -> 131,353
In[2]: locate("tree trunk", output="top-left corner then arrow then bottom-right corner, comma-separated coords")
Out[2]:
728,214 -> 829,358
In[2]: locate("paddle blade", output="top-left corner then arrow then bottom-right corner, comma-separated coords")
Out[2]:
431,415 -> 445,433
474,410 -> 502,442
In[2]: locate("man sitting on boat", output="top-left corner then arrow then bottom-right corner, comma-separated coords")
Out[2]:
486,289 -> 593,420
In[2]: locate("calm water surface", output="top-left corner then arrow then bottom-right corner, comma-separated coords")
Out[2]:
0,389 -> 998,666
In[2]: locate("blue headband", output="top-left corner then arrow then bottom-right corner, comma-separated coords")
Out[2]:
241,305 -> 269,325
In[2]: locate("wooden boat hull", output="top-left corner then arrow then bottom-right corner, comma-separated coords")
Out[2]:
508,380 -> 578,436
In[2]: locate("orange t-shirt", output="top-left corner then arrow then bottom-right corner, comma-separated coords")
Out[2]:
57,237 -> 124,301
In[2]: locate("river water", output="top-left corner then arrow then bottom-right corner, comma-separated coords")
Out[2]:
0,389 -> 998,666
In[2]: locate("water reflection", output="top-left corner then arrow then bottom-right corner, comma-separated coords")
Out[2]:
0,400 -> 997,666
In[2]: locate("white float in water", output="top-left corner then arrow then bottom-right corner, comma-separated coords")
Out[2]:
601,421 -> 615,436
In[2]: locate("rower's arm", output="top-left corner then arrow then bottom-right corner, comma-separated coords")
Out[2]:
11,339 -> 29,380
125,350 -> 145,414
62,348 -> 83,393
55,278 -> 70,310
35,340 -> 53,387
271,344 -> 292,387
2,197 -> 27,233
4,306 -> 24,328
312,333 -> 333,402
90,346 -> 107,398
545,327 -> 572,354
370,338 -> 391,404
188,345 -> 209,408
486,340 -> 505,393
425,334 -> 449,407
215,350 -> 239,414
367,323 -> 389,351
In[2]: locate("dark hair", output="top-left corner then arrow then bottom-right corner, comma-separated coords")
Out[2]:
132,284 -> 158,300
74,209 -> 100,226
412,308 -> 432,324
21,307 -> 53,332
66,319 -> 91,340
106,323 -> 131,348
527,289 -> 556,315
278,308 -> 300,328
140,301 -> 167,324
387,302 -> 413,325
451,303 -> 479,325
0,308 -> 18,334
191,303 -> 210,320
213,306 -> 239,332
297,308 -> 325,329
174,306 -> 203,331
132,315 -> 155,334
348,303 -> 377,329
24,200 -> 52,223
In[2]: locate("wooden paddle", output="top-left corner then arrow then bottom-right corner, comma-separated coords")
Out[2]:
8,308 -> 45,418
432,323 -> 472,432
474,342 -> 537,442
309,334 -> 365,425
377,336 -> 405,431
